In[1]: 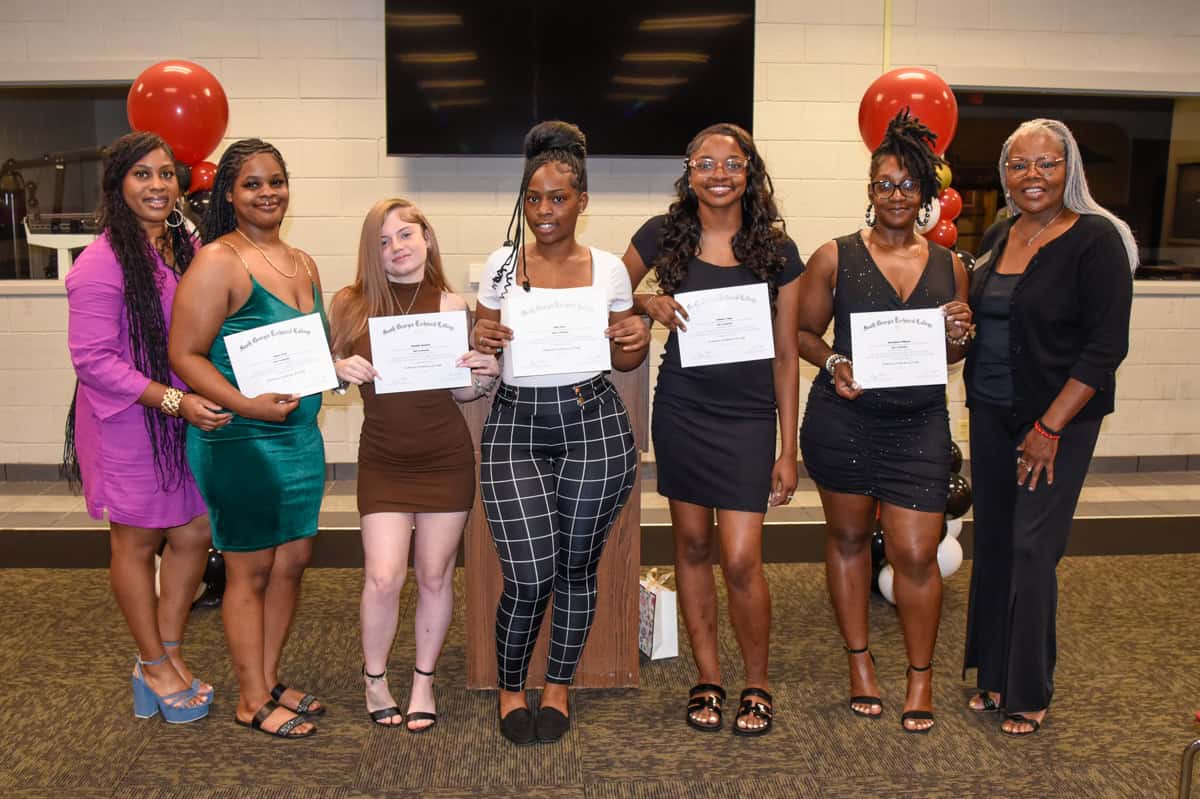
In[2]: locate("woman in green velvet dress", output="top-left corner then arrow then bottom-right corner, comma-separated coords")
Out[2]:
169,139 -> 326,739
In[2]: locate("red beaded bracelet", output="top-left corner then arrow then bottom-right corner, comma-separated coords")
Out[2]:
1033,420 -> 1061,441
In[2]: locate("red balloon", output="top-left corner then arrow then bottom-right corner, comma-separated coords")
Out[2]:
938,187 -> 963,221
189,160 -> 216,193
127,60 -> 229,166
858,67 -> 958,156
924,219 -> 959,248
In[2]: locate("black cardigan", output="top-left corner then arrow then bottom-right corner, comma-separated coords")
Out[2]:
964,213 -> 1133,423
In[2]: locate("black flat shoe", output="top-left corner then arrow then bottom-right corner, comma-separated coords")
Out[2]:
271,682 -> 325,716
1001,712 -> 1042,737
731,687 -> 773,737
535,706 -> 570,743
685,683 -> 726,732
499,706 -> 536,745
968,691 -> 1001,713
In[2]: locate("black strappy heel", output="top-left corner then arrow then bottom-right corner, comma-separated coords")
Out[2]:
845,645 -> 882,718
363,665 -> 402,727
405,666 -> 438,734
900,663 -> 935,734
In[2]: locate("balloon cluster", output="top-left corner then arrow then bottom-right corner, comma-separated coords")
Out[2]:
858,68 -> 962,249
871,441 -> 973,605
126,60 -> 228,224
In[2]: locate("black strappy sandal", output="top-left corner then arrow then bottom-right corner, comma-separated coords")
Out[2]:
1001,713 -> 1042,737
900,663 -> 935,734
363,665 -> 403,727
235,699 -> 316,739
732,687 -> 774,737
845,644 -> 882,718
271,682 -> 325,716
405,666 -> 438,734
968,691 -> 1001,713
685,683 -> 726,732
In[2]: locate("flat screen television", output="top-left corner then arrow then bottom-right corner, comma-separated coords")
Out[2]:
384,1 -> 755,156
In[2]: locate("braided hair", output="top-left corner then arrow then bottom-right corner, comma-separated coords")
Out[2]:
490,121 -> 588,298
871,108 -> 943,208
652,123 -> 788,308
62,131 -> 196,489
200,138 -> 289,243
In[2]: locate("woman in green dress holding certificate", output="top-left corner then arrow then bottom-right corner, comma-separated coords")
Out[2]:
170,138 -> 326,739
795,111 -> 972,733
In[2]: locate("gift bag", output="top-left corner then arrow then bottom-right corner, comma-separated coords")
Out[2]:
638,568 -> 678,660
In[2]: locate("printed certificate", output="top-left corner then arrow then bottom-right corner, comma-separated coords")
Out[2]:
224,312 -> 339,398
849,308 -> 947,389
502,286 -> 611,377
368,310 -> 471,394
674,282 -> 775,368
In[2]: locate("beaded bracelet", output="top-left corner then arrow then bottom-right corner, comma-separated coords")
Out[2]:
1033,419 -> 1061,441
946,327 -> 976,347
160,387 -> 184,417
824,353 -> 852,377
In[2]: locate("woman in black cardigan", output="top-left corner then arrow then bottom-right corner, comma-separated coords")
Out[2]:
962,118 -> 1136,736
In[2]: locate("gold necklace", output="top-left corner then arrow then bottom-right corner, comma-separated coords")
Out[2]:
393,277 -> 423,315
1020,207 -> 1065,247
236,228 -> 299,278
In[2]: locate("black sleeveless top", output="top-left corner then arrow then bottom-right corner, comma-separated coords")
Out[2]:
822,231 -> 956,413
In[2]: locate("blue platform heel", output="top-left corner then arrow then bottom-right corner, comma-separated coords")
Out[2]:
161,639 -> 214,701
131,652 -> 211,723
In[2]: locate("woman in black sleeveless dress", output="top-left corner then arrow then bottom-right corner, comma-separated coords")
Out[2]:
797,111 -> 973,733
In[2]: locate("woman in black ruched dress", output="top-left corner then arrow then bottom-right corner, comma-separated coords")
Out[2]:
797,111 -> 972,734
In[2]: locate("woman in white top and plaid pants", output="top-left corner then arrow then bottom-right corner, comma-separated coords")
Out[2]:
472,121 -> 649,745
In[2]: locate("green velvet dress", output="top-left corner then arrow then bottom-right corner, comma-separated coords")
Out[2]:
186,277 -> 327,552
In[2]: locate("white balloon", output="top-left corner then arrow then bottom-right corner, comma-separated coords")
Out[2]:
945,518 -> 963,540
877,563 -> 896,605
937,535 -> 964,578
916,196 -> 941,234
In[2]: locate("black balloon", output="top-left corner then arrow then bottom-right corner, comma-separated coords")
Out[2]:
870,526 -> 886,595
956,250 -> 976,271
174,161 -> 192,196
203,549 -> 225,591
184,189 -> 212,223
946,473 -> 973,519
949,440 -> 963,473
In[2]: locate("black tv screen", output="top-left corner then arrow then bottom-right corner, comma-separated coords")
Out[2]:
384,1 -> 755,156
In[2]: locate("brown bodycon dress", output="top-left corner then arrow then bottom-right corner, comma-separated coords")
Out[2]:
354,280 -> 476,515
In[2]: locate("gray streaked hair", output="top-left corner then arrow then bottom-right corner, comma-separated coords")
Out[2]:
999,118 -> 1138,272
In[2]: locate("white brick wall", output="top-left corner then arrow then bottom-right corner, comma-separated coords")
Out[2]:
0,0 -> 1198,463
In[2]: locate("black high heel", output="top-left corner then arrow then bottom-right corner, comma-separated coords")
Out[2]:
900,663 -> 935,734
405,666 -> 438,734
844,645 -> 882,718
363,664 -> 402,726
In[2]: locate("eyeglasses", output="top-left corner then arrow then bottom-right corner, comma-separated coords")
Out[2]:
869,177 -> 919,198
686,157 -> 748,174
1004,157 -> 1065,176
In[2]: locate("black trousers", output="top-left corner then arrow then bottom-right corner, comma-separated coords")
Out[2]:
962,402 -> 1101,712
480,376 -> 637,691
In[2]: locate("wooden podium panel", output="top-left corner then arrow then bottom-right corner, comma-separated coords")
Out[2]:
461,359 -> 648,689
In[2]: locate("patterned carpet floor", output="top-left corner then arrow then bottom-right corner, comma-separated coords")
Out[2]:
1,554 -> 1198,798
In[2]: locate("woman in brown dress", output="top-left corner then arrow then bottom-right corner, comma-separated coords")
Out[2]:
330,198 -> 498,731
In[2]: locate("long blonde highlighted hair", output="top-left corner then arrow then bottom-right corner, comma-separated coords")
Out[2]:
330,198 -> 452,356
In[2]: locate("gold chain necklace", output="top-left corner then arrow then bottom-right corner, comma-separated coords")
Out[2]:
1020,207 -> 1065,247
393,277 -> 423,315
236,228 -> 299,278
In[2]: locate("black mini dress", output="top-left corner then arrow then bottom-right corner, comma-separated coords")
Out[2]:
800,232 -> 954,513
633,215 -> 804,514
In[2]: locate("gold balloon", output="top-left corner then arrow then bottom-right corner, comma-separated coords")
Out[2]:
936,162 -> 952,191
